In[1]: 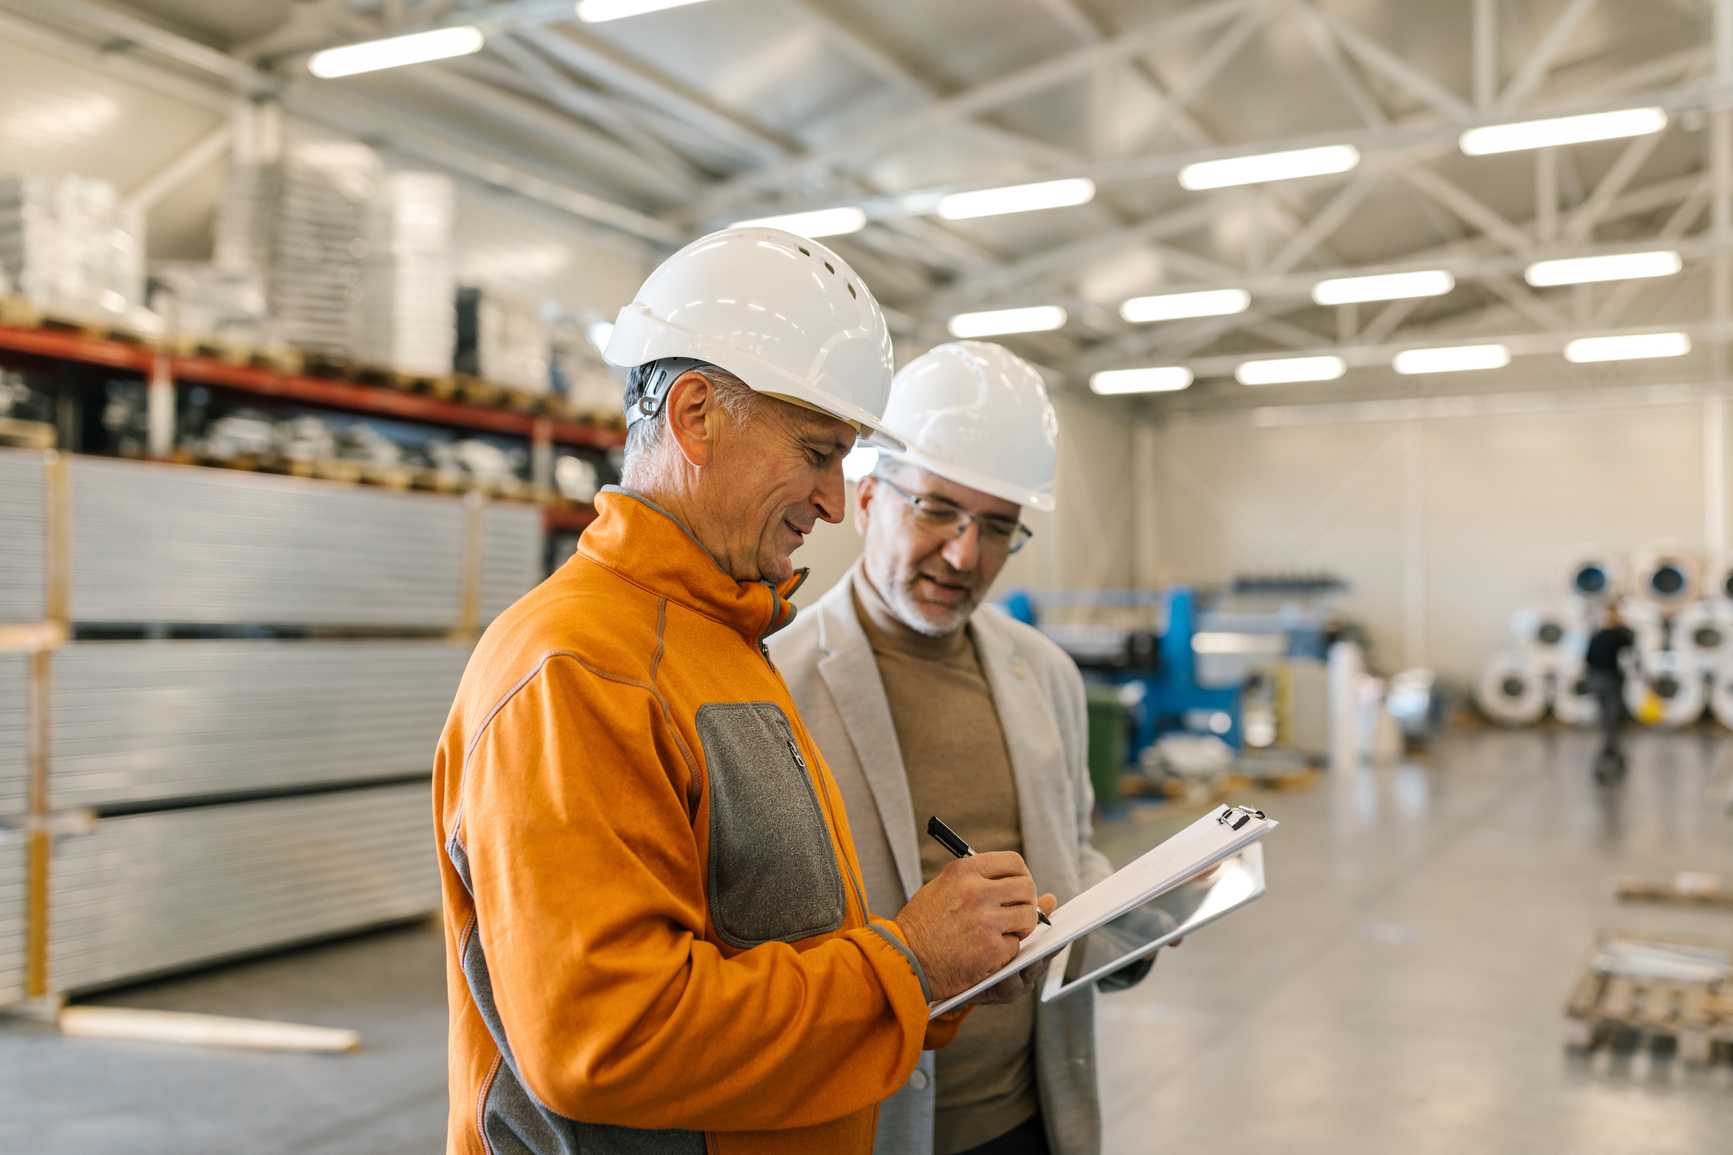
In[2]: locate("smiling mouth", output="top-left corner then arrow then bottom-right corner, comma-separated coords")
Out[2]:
918,574 -> 972,598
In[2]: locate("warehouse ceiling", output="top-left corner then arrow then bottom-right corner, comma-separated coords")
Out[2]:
2,0 -> 1729,411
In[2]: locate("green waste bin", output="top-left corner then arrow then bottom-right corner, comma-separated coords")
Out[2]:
1085,684 -> 1128,813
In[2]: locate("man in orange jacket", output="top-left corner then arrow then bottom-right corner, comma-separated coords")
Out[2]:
434,228 -> 1049,1155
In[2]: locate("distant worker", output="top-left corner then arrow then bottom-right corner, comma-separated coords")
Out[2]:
772,341 -> 1157,1155
1584,605 -> 1636,783
433,231 -> 1044,1155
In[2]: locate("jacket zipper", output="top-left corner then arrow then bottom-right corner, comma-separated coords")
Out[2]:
782,720 -> 870,927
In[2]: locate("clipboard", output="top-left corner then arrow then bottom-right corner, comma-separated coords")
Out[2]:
928,804 -> 1277,1018
1039,841 -> 1265,1002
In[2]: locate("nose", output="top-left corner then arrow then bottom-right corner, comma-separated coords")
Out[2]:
814,456 -> 846,524
941,520 -> 981,572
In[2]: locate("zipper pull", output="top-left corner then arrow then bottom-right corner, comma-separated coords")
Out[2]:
786,738 -> 807,771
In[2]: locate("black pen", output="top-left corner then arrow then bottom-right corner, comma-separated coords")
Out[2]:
926,815 -> 1052,926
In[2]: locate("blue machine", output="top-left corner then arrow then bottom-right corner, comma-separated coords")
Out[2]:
1004,586 -> 1244,752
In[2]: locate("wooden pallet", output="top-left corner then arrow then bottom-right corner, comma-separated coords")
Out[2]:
1565,937 -> 1733,1065
453,375 -> 503,407
171,335 -> 303,373
0,418 -> 54,449
1617,873 -> 1733,910
1153,766 -> 1320,803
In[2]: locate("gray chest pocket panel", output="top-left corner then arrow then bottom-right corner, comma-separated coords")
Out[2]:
697,701 -> 846,948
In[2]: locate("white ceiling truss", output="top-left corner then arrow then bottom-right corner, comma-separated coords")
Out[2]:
4,0 -> 1732,406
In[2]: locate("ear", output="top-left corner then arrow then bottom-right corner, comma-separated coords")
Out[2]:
662,371 -> 718,468
853,474 -> 877,539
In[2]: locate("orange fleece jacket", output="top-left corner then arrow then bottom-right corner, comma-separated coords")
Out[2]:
435,487 -> 962,1155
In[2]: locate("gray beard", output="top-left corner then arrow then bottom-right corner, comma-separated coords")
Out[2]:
884,575 -> 973,638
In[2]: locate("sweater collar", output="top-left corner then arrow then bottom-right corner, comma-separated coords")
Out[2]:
578,486 -> 807,645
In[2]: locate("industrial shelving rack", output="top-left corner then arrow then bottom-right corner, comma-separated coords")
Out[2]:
0,315 -> 623,535
0,295 -> 614,1006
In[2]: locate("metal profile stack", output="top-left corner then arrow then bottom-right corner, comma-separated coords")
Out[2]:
456,286 -> 549,394
49,783 -> 434,993
48,641 -> 469,810
359,172 -> 456,377
0,447 -> 545,1001
218,141 -> 381,358
0,449 -> 45,624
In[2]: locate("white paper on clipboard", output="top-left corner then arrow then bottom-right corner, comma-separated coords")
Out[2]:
1039,841 -> 1265,1003
927,804 -> 1277,1018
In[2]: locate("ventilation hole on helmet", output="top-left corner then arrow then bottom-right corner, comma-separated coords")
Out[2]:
797,246 -> 811,257
824,261 -> 835,275
847,283 -> 857,299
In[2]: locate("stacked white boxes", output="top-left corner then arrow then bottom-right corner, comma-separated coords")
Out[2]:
457,285 -> 549,393
359,172 -> 456,377
0,175 -> 143,320
218,140 -> 381,357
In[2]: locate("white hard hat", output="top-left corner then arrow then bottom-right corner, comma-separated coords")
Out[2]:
880,341 -> 1059,511
604,226 -> 902,449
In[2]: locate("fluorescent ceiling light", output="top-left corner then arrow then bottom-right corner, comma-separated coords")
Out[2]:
732,206 -> 866,238
948,305 -> 1068,339
1120,288 -> 1250,324
936,178 -> 1096,221
308,26 -> 484,78
1525,249 -> 1683,287
1235,355 -> 1347,386
1564,332 -> 1692,363
1090,367 -> 1194,395
1459,107 -> 1667,156
1313,269 -> 1454,306
1393,343 -> 1511,375
577,0 -> 711,22
1179,144 -> 1360,191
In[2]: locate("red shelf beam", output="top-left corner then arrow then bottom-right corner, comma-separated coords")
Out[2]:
0,324 -> 623,450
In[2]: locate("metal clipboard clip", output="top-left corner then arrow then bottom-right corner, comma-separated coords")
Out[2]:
1217,805 -> 1266,831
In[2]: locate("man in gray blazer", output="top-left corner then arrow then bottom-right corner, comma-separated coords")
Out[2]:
769,341 -> 1153,1155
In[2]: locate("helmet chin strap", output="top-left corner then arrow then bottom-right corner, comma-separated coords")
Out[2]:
625,358 -> 705,428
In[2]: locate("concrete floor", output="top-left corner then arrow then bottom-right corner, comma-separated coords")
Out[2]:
5,727 -> 1733,1154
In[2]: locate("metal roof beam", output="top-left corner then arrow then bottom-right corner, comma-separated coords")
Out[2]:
1499,0 -> 1599,112
691,0 -> 1258,216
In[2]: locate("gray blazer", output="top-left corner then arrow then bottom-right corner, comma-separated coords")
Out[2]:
769,567 -> 1142,1155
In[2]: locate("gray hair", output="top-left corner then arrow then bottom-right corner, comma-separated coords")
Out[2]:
621,359 -> 762,488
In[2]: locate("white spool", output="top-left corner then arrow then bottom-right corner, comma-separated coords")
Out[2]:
1550,664 -> 1600,728
1477,654 -> 1547,726
1674,601 -> 1733,673
1567,555 -> 1624,601
1623,650 -> 1707,729
1631,549 -> 1699,611
1709,672 -> 1733,730
1511,605 -> 1588,672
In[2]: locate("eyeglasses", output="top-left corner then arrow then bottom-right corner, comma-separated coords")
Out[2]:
874,476 -> 1034,555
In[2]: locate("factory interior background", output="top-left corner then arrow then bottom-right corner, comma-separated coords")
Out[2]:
2,1 -> 1733,1152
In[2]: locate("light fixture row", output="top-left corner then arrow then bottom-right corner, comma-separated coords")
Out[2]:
948,248 -> 1685,340
732,105 -> 1673,237
1088,332 -> 1695,395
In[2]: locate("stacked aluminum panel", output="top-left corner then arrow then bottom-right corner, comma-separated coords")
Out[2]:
218,142 -> 381,357
48,641 -> 468,810
64,457 -> 548,627
0,175 -> 142,320
49,782 -> 435,993
0,836 -> 22,1006
0,656 -> 25,817
359,173 -> 455,377
480,503 -> 545,621
0,449 -> 45,624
